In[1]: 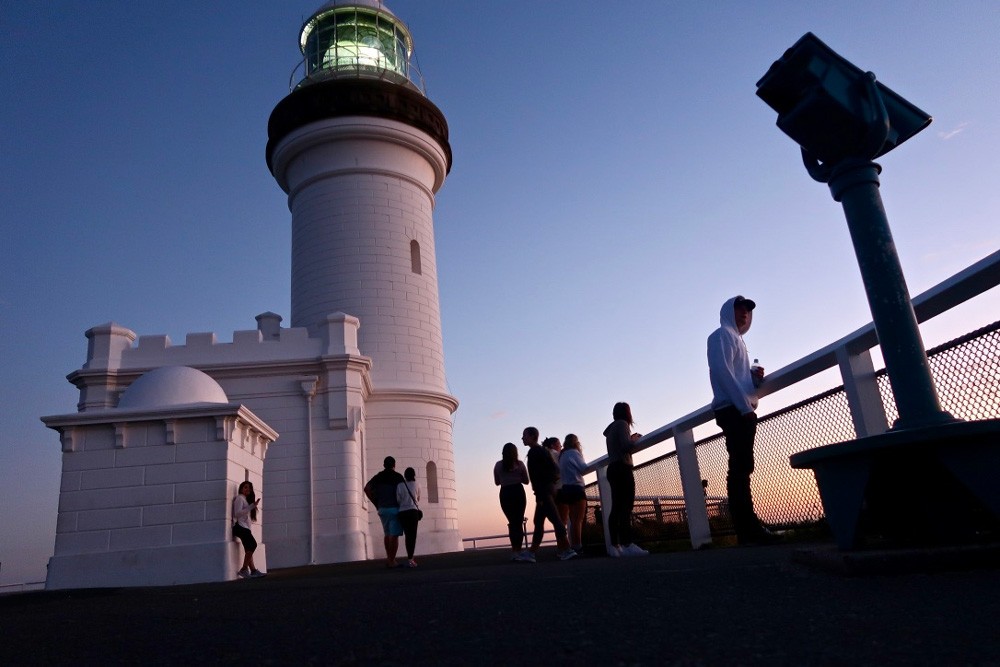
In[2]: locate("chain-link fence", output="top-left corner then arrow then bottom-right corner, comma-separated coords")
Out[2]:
583,319 -> 1000,542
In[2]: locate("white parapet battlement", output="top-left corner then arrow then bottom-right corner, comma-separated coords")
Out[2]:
101,313 -> 332,371
74,313 -> 371,382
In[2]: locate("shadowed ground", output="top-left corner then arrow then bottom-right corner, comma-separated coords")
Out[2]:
2,542 -> 998,665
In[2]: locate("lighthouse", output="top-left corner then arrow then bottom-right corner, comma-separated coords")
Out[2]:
266,1 -> 462,554
40,0 -> 462,589
268,1 -> 452,392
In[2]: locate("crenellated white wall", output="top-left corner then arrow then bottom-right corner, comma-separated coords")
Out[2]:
56,307 -> 462,574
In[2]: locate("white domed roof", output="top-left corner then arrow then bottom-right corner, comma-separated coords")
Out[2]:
118,366 -> 229,409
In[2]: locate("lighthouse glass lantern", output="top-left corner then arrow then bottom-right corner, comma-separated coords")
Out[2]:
298,2 -> 414,88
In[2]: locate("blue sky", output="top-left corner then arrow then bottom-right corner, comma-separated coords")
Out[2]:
2,0 -> 998,585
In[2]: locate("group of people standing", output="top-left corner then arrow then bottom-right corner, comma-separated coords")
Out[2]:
493,428 -> 578,562
493,293 -> 778,557
229,295 -> 776,575
234,456 -> 424,575
493,402 -> 651,561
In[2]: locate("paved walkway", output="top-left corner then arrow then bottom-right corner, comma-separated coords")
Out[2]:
2,542 -> 998,665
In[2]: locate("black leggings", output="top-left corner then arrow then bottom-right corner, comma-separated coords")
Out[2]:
232,523 -> 257,553
398,509 -> 421,559
607,461 -> 636,546
499,484 -> 527,551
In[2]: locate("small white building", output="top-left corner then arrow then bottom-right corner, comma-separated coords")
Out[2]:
41,0 -> 462,588
42,366 -> 275,589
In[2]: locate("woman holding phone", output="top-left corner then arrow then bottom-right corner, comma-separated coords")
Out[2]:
233,481 -> 265,578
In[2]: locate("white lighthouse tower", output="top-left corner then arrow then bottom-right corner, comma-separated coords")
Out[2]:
40,0 -> 461,588
266,1 -> 461,552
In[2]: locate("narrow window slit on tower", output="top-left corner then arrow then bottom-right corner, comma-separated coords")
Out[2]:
426,461 -> 438,503
410,239 -> 422,274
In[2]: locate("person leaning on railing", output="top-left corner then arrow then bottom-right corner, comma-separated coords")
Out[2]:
707,295 -> 781,546
603,402 -> 649,557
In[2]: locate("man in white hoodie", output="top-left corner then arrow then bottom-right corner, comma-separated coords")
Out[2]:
707,295 -> 778,545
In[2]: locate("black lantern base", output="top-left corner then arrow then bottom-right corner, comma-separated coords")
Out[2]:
791,420 -> 1000,550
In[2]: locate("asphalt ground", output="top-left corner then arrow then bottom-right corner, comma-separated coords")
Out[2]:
2,542 -> 998,666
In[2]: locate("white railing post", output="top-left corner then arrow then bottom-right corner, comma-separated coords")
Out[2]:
675,428 -> 712,549
836,346 -> 889,438
596,465 -> 613,553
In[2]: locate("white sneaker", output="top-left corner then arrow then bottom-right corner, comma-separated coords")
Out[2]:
621,543 -> 649,557
517,550 -> 536,563
237,568 -> 251,579
607,545 -> 622,558
558,549 -> 578,561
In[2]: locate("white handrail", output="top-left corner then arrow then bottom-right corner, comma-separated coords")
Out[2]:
464,249 -> 999,552
585,248 -> 1000,473
584,248 -> 1000,549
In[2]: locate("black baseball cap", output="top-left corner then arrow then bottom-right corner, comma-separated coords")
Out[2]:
734,295 -> 756,311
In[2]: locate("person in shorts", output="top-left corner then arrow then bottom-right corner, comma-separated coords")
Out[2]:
558,434 -> 588,554
364,456 -> 406,567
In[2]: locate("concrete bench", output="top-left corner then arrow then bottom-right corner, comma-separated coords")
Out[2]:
790,418 -> 1000,549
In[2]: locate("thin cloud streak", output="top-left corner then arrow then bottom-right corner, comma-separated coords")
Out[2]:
937,121 -> 969,140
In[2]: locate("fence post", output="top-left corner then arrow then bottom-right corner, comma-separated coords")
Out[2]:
836,346 -> 889,438
676,428 -> 712,549
596,465 -> 613,554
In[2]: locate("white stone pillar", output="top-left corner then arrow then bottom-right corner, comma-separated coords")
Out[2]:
837,346 -> 890,438
675,428 -> 713,549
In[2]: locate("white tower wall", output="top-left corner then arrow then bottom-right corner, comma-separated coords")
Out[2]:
270,113 -> 462,553
274,117 -> 449,391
